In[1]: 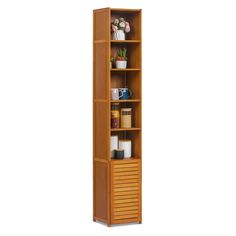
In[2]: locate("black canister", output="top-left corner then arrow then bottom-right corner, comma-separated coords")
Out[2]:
114,149 -> 124,159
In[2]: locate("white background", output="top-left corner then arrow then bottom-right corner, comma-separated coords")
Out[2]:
0,0 -> 236,235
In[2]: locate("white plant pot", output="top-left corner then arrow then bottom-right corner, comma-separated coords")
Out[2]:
112,30 -> 125,40
116,61 -> 127,69
110,62 -> 112,70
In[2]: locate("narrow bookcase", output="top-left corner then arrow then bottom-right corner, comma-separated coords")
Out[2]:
93,8 -> 142,226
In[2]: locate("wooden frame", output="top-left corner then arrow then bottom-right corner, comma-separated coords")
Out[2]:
93,8 -> 142,226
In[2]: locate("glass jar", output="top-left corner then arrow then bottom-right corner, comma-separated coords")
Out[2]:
111,103 -> 120,128
121,108 -> 132,128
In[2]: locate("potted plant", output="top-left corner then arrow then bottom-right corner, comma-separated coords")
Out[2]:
111,17 -> 130,40
110,57 -> 115,70
116,48 -> 127,69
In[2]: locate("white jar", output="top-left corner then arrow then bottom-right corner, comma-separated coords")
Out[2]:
119,139 -> 131,158
110,136 -> 118,158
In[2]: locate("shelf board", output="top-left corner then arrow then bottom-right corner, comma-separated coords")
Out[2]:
111,8 -> 141,12
110,99 -> 141,103
111,128 -> 141,132
111,68 -> 141,71
111,40 -> 141,43
94,40 -> 141,44
110,157 -> 139,162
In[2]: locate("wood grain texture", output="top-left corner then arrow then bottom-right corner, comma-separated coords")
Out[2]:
93,8 -> 110,225
94,161 -> 108,220
94,43 -> 108,99
94,102 -> 109,159
111,159 -> 141,224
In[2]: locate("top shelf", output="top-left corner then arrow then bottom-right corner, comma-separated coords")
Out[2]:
111,8 -> 141,12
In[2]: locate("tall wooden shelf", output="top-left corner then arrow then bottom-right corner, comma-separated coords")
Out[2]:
93,8 -> 142,226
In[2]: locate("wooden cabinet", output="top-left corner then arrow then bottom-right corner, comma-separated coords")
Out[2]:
111,159 -> 141,224
93,8 -> 142,226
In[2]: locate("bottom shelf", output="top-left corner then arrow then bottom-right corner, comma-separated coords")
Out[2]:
111,131 -> 141,160
110,157 -> 138,162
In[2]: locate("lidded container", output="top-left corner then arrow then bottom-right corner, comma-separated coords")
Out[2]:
111,103 -> 120,128
121,108 -> 132,128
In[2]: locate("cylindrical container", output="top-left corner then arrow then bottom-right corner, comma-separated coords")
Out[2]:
119,139 -> 132,158
110,136 -> 118,158
121,108 -> 132,128
114,149 -> 124,159
111,103 -> 120,128
110,88 -> 119,100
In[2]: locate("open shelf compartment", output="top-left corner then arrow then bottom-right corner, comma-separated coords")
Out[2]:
111,130 -> 141,159
111,102 -> 141,129
111,9 -> 141,40
111,43 -> 141,69
110,71 -> 141,100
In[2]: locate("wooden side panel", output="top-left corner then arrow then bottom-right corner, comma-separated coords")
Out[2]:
94,43 -> 108,99
93,9 -> 109,100
94,161 -> 108,220
93,8 -> 110,224
111,159 -> 141,224
94,10 -> 109,41
94,102 -> 109,160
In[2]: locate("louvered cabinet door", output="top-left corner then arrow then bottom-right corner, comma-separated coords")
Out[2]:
111,159 -> 141,224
